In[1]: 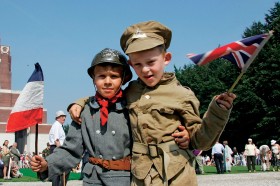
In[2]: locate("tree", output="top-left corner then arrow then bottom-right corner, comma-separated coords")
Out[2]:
175,2 -> 280,152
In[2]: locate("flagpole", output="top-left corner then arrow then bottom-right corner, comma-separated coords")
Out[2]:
227,31 -> 273,93
35,123 -> 41,178
227,71 -> 245,93
35,123 -> 38,155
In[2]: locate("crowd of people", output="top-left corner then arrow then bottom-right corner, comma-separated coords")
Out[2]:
204,138 -> 280,174
1,137 -> 279,180
0,140 -> 25,179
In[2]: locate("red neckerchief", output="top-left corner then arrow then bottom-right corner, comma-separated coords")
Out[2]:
95,90 -> 123,126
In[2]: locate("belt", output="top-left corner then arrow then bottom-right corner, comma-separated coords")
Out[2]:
88,156 -> 131,171
133,141 -> 180,186
132,140 -> 180,157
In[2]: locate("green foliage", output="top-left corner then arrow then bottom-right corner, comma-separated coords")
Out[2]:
175,2 -> 280,152
63,123 -> 70,135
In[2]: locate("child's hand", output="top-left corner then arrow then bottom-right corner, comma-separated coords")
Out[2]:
172,125 -> 190,149
29,155 -> 48,172
215,92 -> 236,110
55,139 -> 61,147
69,104 -> 82,124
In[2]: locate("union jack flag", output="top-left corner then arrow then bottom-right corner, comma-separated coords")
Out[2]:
187,32 -> 272,72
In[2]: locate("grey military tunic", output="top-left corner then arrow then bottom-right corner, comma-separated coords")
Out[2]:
45,96 -> 132,186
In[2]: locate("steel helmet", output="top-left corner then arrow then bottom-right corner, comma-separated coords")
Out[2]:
87,48 -> 132,85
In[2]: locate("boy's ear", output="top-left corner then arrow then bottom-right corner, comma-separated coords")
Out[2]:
164,52 -> 172,65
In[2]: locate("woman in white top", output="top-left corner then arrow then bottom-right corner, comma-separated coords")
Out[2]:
244,138 -> 257,172
2,140 -> 11,179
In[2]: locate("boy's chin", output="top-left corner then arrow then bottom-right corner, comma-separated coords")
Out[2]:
142,80 -> 159,87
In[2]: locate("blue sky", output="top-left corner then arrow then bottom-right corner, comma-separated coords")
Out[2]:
0,0 -> 278,124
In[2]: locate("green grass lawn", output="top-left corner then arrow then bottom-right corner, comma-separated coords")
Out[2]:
0,168 -> 81,182
0,165 -> 271,182
202,165 -> 256,175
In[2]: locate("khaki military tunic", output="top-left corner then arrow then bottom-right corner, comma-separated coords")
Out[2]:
125,73 -> 231,185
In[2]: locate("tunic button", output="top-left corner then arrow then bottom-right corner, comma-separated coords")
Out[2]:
112,156 -> 116,160
96,130 -> 100,134
112,131 -> 116,135
99,155 -> 103,158
142,124 -> 148,129
146,137 -> 153,143
145,95 -> 151,99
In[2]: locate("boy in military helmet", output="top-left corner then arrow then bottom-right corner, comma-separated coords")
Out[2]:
30,48 -> 133,186
69,21 -> 236,186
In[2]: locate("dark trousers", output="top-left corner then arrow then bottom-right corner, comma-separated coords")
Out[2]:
247,156 -> 256,171
50,145 -> 56,154
0,163 -> 4,178
214,153 -> 224,174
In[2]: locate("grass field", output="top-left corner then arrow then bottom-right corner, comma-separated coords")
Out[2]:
0,165 -> 269,182
0,168 -> 81,182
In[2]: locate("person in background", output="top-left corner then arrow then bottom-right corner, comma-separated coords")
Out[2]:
10,158 -> 23,178
223,140 -> 233,172
49,110 -> 67,153
270,139 -> 280,171
48,110 -> 68,186
212,141 -> 225,174
0,153 -> 4,178
192,149 -> 205,174
232,147 -> 240,166
244,138 -> 257,172
259,144 -> 270,171
255,146 -> 261,165
240,151 -> 247,166
10,142 -> 21,166
2,140 -> 11,180
204,154 -> 211,166
42,142 -> 51,159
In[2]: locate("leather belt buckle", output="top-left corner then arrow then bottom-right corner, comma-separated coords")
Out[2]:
148,144 -> 159,158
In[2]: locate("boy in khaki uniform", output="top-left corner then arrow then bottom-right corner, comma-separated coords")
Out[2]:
69,21 -> 236,186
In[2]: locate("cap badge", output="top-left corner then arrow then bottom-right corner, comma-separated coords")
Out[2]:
100,48 -> 120,59
132,28 -> 147,39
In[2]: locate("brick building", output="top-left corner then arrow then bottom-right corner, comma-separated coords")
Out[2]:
0,44 -> 51,154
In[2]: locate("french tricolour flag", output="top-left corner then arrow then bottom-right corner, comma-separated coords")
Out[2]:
6,63 -> 44,132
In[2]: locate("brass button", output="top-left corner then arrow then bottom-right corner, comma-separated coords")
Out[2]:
146,137 -> 153,143
145,95 -> 151,99
142,124 -> 148,129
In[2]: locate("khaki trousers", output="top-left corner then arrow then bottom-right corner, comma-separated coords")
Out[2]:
131,163 -> 198,186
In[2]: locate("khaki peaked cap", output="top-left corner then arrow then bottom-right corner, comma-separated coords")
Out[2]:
120,20 -> 172,54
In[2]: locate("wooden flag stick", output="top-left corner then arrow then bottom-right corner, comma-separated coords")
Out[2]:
35,123 -> 38,155
227,71 -> 245,93
35,123 -> 41,178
